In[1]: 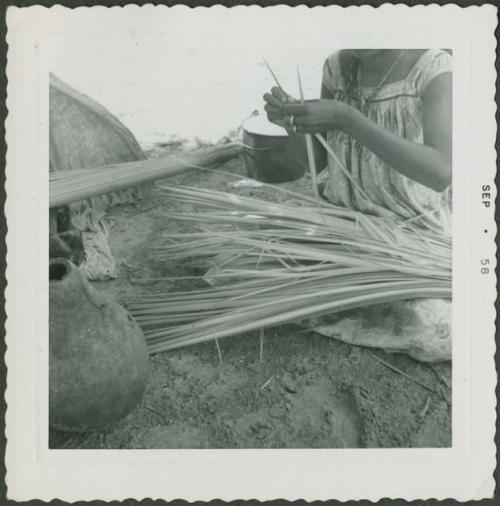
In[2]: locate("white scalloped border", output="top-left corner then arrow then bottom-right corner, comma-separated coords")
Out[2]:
4,3 -> 497,502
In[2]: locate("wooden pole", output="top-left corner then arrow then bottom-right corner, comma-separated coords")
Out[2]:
49,143 -> 242,208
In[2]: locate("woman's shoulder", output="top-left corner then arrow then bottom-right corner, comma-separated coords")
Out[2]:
323,50 -> 354,91
410,49 -> 452,93
413,49 -> 452,71
323,51 -> 341,77
323,50 -> 353,76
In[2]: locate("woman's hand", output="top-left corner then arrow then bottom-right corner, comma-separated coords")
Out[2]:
263,87 -> 328,172
263,87 -> 299,129
282,100 -> 355,134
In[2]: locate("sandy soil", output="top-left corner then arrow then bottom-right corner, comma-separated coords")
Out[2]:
49,152 -> 451,449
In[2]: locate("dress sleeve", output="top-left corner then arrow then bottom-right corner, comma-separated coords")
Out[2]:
415,50 -> 452,94
321,51 -> 342,96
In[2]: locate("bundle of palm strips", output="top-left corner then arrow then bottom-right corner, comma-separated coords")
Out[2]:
127,182 -> 451,354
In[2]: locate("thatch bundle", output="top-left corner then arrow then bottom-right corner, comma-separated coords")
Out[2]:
127,180 -> 451,355
49,144 -> 242,209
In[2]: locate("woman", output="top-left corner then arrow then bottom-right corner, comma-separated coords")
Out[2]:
263,49 -> 453,362
264,49 -> 452,233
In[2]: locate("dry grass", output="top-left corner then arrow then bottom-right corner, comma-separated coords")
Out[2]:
127,181 -> 451,354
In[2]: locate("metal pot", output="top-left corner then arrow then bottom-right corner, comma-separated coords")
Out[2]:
242,115 -> 305,183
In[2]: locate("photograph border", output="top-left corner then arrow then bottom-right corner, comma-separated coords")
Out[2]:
1,2 -> 500,504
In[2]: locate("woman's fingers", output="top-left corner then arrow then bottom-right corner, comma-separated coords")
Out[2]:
265,87 -> 297,105
264,89 -> 309,129
271,86 -> 290,103
293,116 -> 317,133
264,103 -> 281,114
264,103 -> 284,125
293,116 -> 308,127
263,93 -> 280,106
263,93 -> 284,108
266,114 -> 285,126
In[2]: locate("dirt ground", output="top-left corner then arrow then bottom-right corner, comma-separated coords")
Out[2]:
49,149 -> 451,449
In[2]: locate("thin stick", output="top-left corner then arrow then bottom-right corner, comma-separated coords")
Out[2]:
260,376 -> 274,390
120,259 -> 152,274
439,374 -> 452,389
420,396 -> 432,418
370,353 -> 438,394
214,338 -> 223,366
262,57 -> 285,91
296,66 -> 320,202
259,328 -> 264,363
314,133 -> 371,202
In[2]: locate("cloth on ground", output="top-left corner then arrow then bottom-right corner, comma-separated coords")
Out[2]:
302,299 -> 451,362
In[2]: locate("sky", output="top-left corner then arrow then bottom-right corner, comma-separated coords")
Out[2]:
48,8 -> 337,147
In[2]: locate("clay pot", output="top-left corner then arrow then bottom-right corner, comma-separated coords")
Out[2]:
49,258 -> 149,432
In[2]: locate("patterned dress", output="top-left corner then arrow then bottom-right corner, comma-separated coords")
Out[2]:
320,49 -> 452,234
308,50 -> 452,362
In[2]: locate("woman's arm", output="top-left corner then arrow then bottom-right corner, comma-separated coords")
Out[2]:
283,73 -> 452,192
342,73 -> 451,191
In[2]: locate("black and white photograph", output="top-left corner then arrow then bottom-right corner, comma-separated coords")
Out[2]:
49,45 -> 454,450
5,4 -> 497,502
